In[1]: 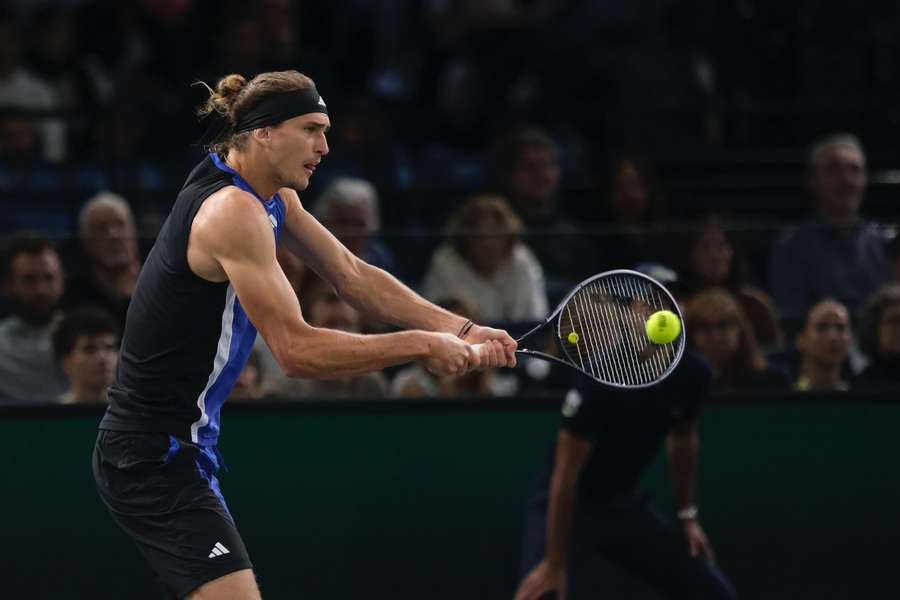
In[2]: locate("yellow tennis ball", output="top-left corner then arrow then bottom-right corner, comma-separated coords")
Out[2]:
645,310 -> 681,344
567,331 -> 579,344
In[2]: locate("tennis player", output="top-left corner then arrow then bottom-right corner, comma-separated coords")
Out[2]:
92,70 -> 516,599
514,350 -> 735,600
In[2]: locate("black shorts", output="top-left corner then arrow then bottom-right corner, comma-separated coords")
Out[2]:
92,430 -> 253,598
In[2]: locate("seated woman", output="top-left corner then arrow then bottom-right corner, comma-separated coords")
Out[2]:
681,216 -> 782,348
422,195 -> 548,323
684,289 -> 789,393
855,284 -> 900,390
793,299 -> 852,392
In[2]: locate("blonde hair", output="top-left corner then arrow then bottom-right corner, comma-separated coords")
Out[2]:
196,70 -> 316,155
446,195 -> 523,258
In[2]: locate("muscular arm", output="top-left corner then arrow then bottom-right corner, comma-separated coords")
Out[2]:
189,188 -> 469,379
666,419 -> 699,512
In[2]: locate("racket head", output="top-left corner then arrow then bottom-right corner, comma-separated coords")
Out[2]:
554,269 -> 685,389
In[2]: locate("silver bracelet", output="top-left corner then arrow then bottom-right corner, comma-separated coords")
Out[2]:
677,505 -> 699,521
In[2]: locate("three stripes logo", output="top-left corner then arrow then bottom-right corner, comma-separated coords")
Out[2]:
208,542 -> 231,559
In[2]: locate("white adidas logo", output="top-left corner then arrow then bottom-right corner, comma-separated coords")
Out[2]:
208,542 -> 231,559
268,214 -> 277,229
318,96 -> 327,108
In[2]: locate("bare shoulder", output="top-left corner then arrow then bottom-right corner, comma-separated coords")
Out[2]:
192,186 -> 272,255
278,187 -> 304,211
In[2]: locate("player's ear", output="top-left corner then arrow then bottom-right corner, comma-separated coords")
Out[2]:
252,127 -> 271,145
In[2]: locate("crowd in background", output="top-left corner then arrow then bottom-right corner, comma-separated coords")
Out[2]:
3,0 -> 900,404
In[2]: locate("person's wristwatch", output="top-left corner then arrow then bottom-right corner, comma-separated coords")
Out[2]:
677,505 -> 699,521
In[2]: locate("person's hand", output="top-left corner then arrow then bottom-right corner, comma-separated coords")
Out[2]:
682,519 -> 715,562
422,332 -> 474,376
463,324 -> 517,367
513,559 -> 566,600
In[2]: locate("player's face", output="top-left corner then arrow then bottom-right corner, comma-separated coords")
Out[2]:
801,302 -> 851,365
877,304 -> 900,356
268,113 -> 330,191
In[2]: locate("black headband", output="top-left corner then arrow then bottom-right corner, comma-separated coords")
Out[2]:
198,87 -> 328,147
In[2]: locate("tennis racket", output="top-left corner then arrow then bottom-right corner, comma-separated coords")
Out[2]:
486,269 -> 685,389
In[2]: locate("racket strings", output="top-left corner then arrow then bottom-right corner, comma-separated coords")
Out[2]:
558,273 -> 682,386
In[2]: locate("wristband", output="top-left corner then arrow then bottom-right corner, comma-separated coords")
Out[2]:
457,319 -> 474,339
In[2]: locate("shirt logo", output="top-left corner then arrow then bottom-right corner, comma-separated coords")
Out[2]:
562,389 -> 582,417
268,214 -> 278,229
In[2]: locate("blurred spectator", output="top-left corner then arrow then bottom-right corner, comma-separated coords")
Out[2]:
25,5 -> 100,154
422,194 -> 548,323
391,298 -> 516,398
228,348 -> 264,402
0,108 -> 41,161
52,307 -> 118,404
793,299 -> 852,392
313,177 -> 396,274
682,216 -> 782,348
594,154 -> 666,271
64,191 -> 141,326
263,274 -> 388,400
490,127 -> 593,291
855,285 -> 900,390
769,133 -> 888,332
685,288 -> 788,393
0,231 -> 67,404
0,15 -> 65,161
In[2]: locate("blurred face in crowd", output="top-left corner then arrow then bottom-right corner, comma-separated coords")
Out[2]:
5,249 -> 64,325
83,201 -> 138,269
509,144 -> 561,215
466,210 -> 514,277
62,333 -> 117,399
691,227 -> 733,286
609,160 -> 649,224
230,358 -> 261,401
810,143 -> 866,225
324,204 -> 370,256
877,303 -> 900,357
797,300 -> 851,367
691,310 -> 742,370
308,290 -> 362,333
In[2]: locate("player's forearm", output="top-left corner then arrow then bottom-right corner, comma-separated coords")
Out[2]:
666,431 -> 699,510
279,327 -> 432,379
339,260 -> 466,334
544,467 -> 579,569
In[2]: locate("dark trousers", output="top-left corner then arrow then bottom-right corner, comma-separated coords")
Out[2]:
521,492 -> 736,600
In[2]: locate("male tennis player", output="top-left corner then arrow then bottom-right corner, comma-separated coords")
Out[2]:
92,70 -> 516,599
515,350 -> 735,600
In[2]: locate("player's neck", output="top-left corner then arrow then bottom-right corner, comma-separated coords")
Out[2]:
225,149 -> 279,200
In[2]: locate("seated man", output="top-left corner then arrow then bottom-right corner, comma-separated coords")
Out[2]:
516,350 -> 735,600
0,231 -> 68,404
52,307 -> 119,404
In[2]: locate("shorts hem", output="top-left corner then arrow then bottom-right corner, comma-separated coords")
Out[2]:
174,559 -> 254,599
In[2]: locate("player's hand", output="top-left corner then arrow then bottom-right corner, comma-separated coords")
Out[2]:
466,340 -> 507,371
422,332 -> 473,376
682,519 -> 715,562
463,324 -> 517,367
513,559 -> 566,600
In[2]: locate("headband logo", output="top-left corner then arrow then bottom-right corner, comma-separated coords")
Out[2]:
318,96 -> 327,108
